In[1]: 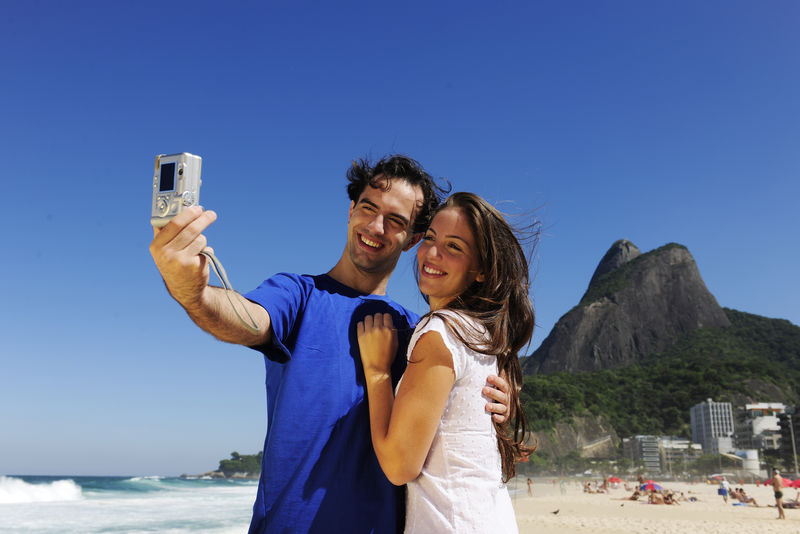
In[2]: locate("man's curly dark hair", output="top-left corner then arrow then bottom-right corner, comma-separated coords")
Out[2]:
346,155 -> 450,235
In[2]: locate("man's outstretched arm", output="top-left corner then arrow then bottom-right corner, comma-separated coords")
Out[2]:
149,206 -> 271,347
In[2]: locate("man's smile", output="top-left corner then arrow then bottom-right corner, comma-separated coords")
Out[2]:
359,233 -> 384,250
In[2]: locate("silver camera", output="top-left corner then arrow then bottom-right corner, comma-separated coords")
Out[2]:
151,153 -> 202,227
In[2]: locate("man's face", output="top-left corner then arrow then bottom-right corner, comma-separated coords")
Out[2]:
346,176 -> 423,277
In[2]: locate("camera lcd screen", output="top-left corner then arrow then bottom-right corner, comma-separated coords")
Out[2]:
159,162 -> 176,192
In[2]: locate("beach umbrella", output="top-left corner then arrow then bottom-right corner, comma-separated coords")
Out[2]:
788,479 -> 800,488
608,477 -> 622,483
763,477 -> 794,486
640,481 -> 663,491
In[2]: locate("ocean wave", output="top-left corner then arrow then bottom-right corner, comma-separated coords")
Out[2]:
127,475 -> 164,482
0,476 -> 83,504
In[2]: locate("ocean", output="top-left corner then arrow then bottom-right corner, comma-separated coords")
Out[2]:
0,475 -> 257,533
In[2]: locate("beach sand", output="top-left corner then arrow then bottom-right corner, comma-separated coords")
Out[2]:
511,478 -> 800,533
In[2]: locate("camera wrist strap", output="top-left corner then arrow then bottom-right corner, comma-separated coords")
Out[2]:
200,250 -> 261,335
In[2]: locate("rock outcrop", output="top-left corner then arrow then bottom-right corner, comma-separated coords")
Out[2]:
524,240 -> 730,374
530,414 -> 620,459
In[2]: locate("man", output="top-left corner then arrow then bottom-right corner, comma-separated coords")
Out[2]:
718,476 -> 730,503
772,468 -> 785,519
150,155 -> 510,533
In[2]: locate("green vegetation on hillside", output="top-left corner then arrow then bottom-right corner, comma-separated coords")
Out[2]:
218,451 -> 262,476
521,309 -> 800,437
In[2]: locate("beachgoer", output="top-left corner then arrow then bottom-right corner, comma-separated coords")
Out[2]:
718,476 -> 730,503
357,192 -> 536,532
149,156 -> 511,533
527,478 -> 533,497
736,488 -> 759,507
613,490 -> 640,501
772,468 -> 785,519
781,490 -> 800,509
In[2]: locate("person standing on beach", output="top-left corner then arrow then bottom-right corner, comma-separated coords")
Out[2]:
718,476 -> 730,503
357,193 -> 535,532
149,155 -> 510,534
772,468 -> 786,519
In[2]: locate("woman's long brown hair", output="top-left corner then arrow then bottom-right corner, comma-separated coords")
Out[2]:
415,192 -> 538,482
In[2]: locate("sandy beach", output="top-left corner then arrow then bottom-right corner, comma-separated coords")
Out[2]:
511,478 -> 800,534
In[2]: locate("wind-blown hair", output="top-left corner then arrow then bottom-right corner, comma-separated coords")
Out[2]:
415,192 -> 538,482
346,154 -> 450,235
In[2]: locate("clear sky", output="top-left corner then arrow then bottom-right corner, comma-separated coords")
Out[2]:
2,1 -> 798,476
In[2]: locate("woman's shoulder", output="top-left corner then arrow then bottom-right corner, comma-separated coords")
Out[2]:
418,309 -> 486,338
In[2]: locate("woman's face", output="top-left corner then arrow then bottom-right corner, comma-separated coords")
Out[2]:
417,207 -> 484,310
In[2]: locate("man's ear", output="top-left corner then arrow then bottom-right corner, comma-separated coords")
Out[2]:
348,201 -> 355,222
403,232 -> 423,252
476,272 -> 486,283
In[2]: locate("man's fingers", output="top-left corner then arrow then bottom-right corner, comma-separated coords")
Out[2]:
482,384 -> 510,406
169,209 -> 217,251
486,373 -> 511,394
152,206 -> 202,243
153,207 -> 216,251
184,233 -> 209,258
381,313 -> 395,329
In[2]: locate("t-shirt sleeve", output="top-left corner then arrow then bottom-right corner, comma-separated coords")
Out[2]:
408,315 -> 468,380
244,273 -> 309,363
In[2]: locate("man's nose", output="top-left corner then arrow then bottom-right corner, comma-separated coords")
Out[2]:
366,214 -> 385,235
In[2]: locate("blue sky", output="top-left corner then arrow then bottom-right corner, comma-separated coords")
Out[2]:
2,1 -> 798,476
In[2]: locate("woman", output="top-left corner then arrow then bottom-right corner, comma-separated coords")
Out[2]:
357,192 -> 535,533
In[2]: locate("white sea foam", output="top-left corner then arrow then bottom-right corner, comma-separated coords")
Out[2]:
0,477 -> 254,534
0,476 -> 83,504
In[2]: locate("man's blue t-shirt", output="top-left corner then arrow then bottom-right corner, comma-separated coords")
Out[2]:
244,273 -> 419,534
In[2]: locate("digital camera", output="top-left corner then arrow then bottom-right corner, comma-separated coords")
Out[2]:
151,153 -> 202,227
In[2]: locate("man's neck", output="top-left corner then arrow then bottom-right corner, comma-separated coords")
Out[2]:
327,255 -> 393,296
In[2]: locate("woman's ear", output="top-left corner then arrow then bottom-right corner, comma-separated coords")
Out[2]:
476,272 -> 485,283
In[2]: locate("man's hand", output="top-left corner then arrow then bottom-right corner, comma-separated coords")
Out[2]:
149,206 -> 218,309
483,373 -> 512,424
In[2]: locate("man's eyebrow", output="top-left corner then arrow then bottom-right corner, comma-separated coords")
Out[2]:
358,198 -> 411,226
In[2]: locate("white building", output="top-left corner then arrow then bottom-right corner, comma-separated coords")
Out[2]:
735,402 -> 785,450
690,398 -> 735,454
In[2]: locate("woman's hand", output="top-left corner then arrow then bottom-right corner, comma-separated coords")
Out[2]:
357,313 -> 398,375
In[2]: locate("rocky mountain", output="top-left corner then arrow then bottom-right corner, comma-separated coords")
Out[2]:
523,240 -> 731,374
